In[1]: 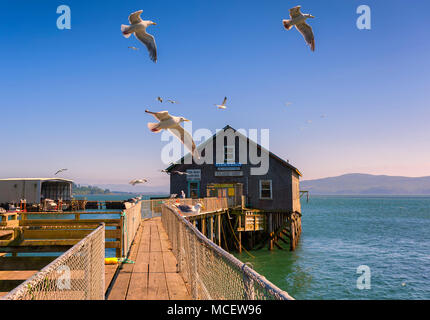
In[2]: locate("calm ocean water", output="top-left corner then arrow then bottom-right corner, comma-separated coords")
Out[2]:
236,196 -> 430,300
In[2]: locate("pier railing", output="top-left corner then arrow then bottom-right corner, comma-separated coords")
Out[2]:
142,197 -> 229,219
1,224 -> 105,300
122,201 -> 142,257
161,204 -> 294,300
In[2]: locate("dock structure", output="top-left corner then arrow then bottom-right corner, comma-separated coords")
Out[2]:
1,197 -> 298,300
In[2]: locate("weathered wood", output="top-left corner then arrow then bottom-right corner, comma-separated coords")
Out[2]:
108,217 -> 190,300
238,216 -> 242,253
20,219 -> 120,227
201,217 -> 206,237
0,270 -> 37,280
209,216 -> 214,242
22,229 -> 120,240
217,215 -> 221,247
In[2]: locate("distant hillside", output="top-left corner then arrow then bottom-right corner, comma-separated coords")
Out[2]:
72,183 -> 111,195
301,174 -> 430,195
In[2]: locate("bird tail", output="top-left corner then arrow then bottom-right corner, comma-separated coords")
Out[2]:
121,24 -> 132,38
283,19 -> 293,30
147,122 -> 162,133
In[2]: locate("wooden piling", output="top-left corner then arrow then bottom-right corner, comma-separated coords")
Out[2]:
217,215 -> 221,247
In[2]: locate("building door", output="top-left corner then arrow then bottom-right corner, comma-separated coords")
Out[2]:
188,181 -> 200,199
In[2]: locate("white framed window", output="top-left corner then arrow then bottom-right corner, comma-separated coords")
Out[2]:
259,180 -> 272,199
186,169 -> 201,181
224,146 -> 235,163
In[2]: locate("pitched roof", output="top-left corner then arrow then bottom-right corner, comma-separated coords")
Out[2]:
166,125 -> 302,176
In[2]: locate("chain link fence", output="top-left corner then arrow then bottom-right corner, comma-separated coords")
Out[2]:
161,204 -> 294,300
142,197 -> 229,219
1,224 -> 105,300
122,201 -> 142,257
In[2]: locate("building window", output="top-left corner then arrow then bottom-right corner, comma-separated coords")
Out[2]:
188,182 -> 200,199
186,169 -> 201,181
259,180 -> 272,199
224,146 -> 235,163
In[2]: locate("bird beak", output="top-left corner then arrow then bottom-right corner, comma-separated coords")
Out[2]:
310,15 -> 315,18
152,22 -> 157,25
184,119 -> 190,122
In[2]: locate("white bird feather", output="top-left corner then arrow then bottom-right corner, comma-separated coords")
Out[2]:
121,10 -> 157,62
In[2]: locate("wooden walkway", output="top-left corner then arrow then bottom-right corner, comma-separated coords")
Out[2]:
106,217 -> 190,300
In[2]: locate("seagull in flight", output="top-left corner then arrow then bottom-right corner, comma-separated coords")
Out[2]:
145,110 -> 200,159
129,179 -> 148,186
283,6 -> 315,52
121,10 -> 157,62
55,168 -> 67,175
158,97 -> 179,104
128,46 -> 139,50
160,170 -> 188,175
215,97 -> 228,109
172,171 -> 188,175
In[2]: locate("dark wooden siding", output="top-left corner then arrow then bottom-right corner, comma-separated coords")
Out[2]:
169,131 -> 300,212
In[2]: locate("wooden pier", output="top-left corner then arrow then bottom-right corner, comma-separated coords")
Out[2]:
1,197 -> 301,300
106,217 -> 190,300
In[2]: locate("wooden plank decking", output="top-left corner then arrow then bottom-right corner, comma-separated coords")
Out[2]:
106,217 -> 190,300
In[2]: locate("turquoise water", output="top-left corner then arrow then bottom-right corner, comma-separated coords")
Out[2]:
236,196 -> 430,300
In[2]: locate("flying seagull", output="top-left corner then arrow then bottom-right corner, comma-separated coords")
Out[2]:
158,97 -> 179,104
283,6 -> 315,52
129,179 -> 148,186
55,168 -> 67,175
215,97 -> 228,109
160,170 -> 187,175
172,170 -> 188,175
145,110 -> 200,159
128,46 -> 139,50
173,203 -> 204,215
121,10 -> 157,62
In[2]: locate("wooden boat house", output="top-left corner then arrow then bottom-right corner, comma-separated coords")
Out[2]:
166,125 -> 302,212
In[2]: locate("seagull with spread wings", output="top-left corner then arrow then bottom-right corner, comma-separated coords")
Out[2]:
121,10 -> 157,62
129,179 -> 148,186
215,97 -> 228,109
145,110 -> 200,159
283,6 -> 315,52
55,168 -> 67,175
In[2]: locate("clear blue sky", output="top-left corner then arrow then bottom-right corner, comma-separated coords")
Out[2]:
0,0 -> 429,191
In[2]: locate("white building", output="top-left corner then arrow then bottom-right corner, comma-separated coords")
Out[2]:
0,178 -> 73,204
